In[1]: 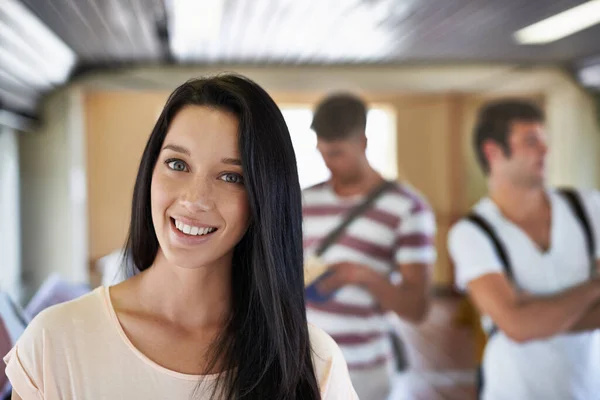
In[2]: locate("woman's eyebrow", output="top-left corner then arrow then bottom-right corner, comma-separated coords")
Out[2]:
162,144 -> 191,156
162,145 -> 241,165
222,157 -> 242,166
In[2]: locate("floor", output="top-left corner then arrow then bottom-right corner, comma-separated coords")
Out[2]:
388,296 -> 477,400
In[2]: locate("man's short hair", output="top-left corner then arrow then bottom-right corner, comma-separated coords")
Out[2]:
311,93 -> 367,140
474,99 -> 544,174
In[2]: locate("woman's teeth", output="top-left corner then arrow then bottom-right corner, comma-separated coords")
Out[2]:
174,220 -> 217,236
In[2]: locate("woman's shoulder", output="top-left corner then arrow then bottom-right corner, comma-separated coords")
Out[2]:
4,288 -> 109,395
308,323 -> 341,360
308,324 -> 358,399
23,287 -> 107,337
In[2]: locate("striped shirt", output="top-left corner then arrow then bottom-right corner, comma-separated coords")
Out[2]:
302,181 -> 436,392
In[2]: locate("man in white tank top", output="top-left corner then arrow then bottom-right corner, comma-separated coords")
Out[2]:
448,99 -> 600,399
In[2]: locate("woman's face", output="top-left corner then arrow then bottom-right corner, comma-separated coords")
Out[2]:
150,105 -> 250,270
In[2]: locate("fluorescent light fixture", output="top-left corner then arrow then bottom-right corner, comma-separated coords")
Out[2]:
0,0 -> 76,84
579,64 -> 600,87
0,46 -> 49,88
167,0 -> 225,61
514,0 -> 600,44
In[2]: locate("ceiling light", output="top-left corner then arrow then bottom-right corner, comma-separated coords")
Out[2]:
166,0 -> 225,61
0,0 -> 76,84
514,0 -> 600,45
579,64 -> 600,87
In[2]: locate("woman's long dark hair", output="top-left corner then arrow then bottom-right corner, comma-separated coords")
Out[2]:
123,74 -> 320,399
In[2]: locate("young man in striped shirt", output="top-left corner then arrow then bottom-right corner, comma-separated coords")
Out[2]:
303,93 -> 437,399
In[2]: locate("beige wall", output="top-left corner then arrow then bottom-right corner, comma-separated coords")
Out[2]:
86,91 -> 169,261
392,95 -> 459,285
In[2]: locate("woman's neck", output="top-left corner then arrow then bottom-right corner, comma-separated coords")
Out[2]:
132,250 -> 233,330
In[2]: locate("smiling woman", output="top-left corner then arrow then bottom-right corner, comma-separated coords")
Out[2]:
149,106 -> 250,272
4,75 -> 357,400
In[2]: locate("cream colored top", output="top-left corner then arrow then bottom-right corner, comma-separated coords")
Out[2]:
4,287 -> 357,399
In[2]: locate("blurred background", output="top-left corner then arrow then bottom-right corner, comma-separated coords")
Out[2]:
1,0 -> 600,398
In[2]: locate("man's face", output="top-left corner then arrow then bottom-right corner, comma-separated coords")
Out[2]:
488,121 -> 548,187
316,135 -> 366,184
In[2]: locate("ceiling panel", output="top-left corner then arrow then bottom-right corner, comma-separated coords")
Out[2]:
0,0 -> 75,120
0,0 -> 600,123
16,0 -> 600,66
2,0 -> 599,123
20,0 -> 166,62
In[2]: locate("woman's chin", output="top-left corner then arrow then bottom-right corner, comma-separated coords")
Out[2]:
160,247 -> 230,272
165,253 -> 211,270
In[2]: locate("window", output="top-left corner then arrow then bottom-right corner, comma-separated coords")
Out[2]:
281,105 -> 397,189
0,128 -> 21,300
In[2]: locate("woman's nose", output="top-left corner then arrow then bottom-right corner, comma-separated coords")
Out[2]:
180,178 -> 215,212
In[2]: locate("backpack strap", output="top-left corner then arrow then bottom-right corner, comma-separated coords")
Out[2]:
465,212 -> 512,398
557,188 -> 596,277
465,212 -> 515,339
466,213 -> 513,280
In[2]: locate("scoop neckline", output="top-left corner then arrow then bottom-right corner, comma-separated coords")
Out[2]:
100,286 -> 222,381
484,189 -> 556,256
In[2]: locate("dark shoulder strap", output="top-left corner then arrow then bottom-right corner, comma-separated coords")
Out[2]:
557,188 -> 595,275
314,180 -> 395,257
465,212 -> 514,340
465,213 -> 514,280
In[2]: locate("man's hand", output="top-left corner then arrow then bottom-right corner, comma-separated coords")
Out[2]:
314,261 -> 431,323
316,262 -> 373,294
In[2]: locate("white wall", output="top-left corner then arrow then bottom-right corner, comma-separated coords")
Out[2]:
19,87 -> 88,300
546,83 -> 600,188
0,127 -> 21,301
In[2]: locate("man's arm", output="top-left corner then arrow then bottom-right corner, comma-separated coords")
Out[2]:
468,273 -> 600,343
316,261 -> 431,323
371,194 -> 434,323
570,302 -> 600,332
360,262 -> 430,323
568,260 -> 600,333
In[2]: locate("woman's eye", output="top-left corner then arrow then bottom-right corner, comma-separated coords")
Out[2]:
166,160 -> 188,172
220,173 -> 244,184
